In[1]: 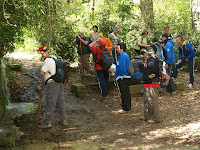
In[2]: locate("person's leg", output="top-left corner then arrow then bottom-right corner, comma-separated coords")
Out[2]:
151,86 -> 161,123
187,57 -> 195,85
173,58 -> 186,78
56,83 -> 67,122
118,78 -> 131,111
78,55 -> 82,74
166,64 -> 176,93
104,70 -> 110,96
44,82 -> 59,124
144,87 -> 153,121
112,48 -> 117,64
96,70 -> 109,97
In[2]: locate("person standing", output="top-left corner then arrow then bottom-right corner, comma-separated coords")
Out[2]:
73,31 -> 91,75
162,33 -> 176,93
115,43 -> 131,112
97,33 -> 113,55
89,25 -> 98,46
134,30 -> 151,55
109,22 -> 120,34
142,47 -> 161,123
159,26 -> 173,47
89,38 -> 110,98
38,46 -> 67,130
108,26 -> 123,64
151,38 -> 167,61
174,35 -> 195,88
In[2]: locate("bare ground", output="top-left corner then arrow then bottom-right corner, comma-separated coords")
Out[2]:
3,53 -> 200,150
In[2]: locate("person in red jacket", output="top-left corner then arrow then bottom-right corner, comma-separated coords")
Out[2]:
89,38 -> 110,97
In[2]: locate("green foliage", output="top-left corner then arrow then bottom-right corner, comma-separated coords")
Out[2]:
1,0 -> 200,69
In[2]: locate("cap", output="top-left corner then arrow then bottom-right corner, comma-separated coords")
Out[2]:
98,39 -> 106,47
98,33 -> 104,37
39,46 -> 48,52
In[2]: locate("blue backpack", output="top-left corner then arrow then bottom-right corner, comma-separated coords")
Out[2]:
46,57 -> 68,85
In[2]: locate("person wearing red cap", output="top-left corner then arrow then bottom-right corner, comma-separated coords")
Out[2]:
89,38 -> 110,98
38,46 -> 67,130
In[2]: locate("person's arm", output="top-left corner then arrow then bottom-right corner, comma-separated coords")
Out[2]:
178,46 -> 183,62
137,37 -> 150,48
164,44 -> 171,64
185,43 -> 195,61
77,36 -> 88,45
89,41 -> 97,49
73,39 -> 78,46
40,70 -> 45,75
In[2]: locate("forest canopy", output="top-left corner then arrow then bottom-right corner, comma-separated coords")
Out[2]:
1,0 -> 200,63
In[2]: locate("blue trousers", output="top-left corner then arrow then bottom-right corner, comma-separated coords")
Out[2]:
95,69 -> 109,97
173,57 -> 195,84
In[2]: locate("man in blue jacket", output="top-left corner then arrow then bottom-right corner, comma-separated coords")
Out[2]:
162,33 -> 177,93
115,43 -> 131,112
173,35 -> 195,88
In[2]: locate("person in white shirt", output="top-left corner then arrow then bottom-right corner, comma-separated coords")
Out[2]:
38,46 -> 67,130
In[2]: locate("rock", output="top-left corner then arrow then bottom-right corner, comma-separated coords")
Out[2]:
174,81 -> 185,91
8,64 -> 22,71
82,74 -> 98,83
0,126 -> 22,147
71,83 -> 86,98
129,84 -> 144,95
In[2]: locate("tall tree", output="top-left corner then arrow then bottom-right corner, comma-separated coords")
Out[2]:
140,0 -> 154,32
190,0 -> 200,29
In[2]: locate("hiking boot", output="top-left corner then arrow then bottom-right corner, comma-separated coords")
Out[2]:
147,120 -> 155,124
60,120 -> 68,131
39,123 -> 51,129
187,83 -> 193,89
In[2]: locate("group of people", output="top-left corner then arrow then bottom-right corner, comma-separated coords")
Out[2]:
38,23 -> 196,129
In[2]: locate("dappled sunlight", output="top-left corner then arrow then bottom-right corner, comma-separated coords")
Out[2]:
145,121 -> 200,144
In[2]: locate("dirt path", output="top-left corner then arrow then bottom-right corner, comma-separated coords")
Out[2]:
5,53 -> 200,149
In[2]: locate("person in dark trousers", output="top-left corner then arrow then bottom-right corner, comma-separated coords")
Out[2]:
142,47 -> 161,123
131,55 -> 144,84
38,46 -> 67,130
73,31 -> 91,75
115,43 -> 131,112
89,38 -> 110,97
173,35 -> 195,88
162,33 -> 177,93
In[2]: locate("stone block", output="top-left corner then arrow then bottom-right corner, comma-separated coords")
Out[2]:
174,81 -> 185,91
82,74 -> 98,83
71,83 -> 86,98
129,84 -> 143,95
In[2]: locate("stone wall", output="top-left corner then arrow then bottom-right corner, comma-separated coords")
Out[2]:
0,59 -> 7,117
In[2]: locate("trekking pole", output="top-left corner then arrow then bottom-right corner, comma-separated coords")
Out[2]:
113,78 -> 121,96
80,41 -> 83,73
36,77 -> 44,124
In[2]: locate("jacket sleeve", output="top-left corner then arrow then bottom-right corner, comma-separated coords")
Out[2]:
185,43 -> 195,60
91,46 -> 97,54
178,46 -> 183,60
164,44 -> 171,64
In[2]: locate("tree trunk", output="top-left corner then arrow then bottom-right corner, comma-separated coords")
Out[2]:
140,0 -> 154,32
190,0 -> 200,29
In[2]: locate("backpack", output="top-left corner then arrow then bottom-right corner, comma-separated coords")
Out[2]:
156,58 -> 170,86
97,47 -> 114,70
46,57 -> 68,85
155,44 -> 164,60
184,40 -> 197,52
